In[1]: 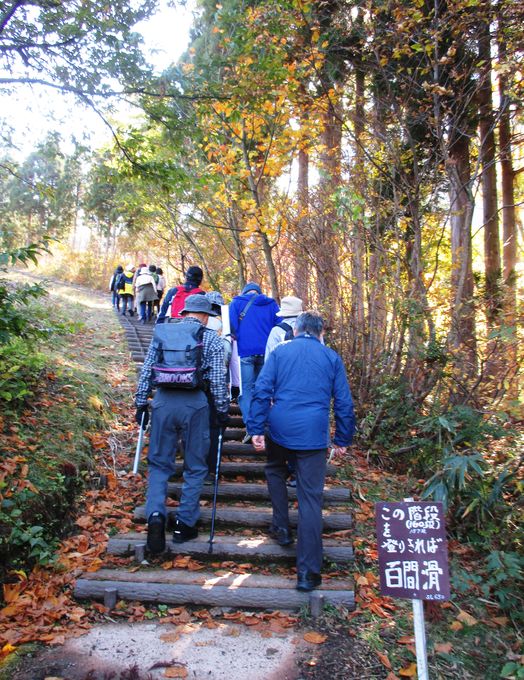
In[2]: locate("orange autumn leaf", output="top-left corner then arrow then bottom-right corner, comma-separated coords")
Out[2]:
377,652 -> 392,669
397,635 -> 415,645
160,632 -> 180,643
386,673 -> 400,680
434,642 -> 453,654
76,515 -> 93,529
492,616 -> 509,626
303,632 -> 327,644
457,610 -> 478,626
1,643 -> 16,657
450,620 -> 463,632
3,583 -> 23,603
164,667 -> 188,678
244,616 -> 261,626
399,662 -> 417,677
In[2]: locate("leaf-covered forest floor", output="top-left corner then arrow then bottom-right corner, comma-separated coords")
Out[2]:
0,274 -> 522,679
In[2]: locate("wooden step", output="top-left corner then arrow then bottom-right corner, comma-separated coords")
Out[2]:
170,461 -> 338,478
167,481 -> 350,504
223,428 -> 246,441
134,505 -> 353,530
74,568 -> 355,610
229,404 -> 241,416
227,415 -> 244,428
222,442 -> 259,456
107,532 -> 354,562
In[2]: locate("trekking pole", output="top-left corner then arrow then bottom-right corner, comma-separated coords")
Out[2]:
208,430 -> 223,554
132,411 -> 147,474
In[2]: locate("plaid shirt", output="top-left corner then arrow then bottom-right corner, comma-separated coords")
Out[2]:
135,317 -> 229,414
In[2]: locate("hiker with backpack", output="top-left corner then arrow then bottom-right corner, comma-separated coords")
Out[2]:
248,311 -> 355,593
229,282 -> 280,441
109,265 -> 124,311
264,295 -> 303,359
157,265 -> 205,323
134,294 -> 229,554
135,265 -> 158,324
153,267 -> 166,316
204,291 -> 232,484
117,265 -> 136,316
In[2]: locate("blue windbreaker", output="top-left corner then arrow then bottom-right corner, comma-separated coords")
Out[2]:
229,293 -> 280,357
247,334 -> 355,449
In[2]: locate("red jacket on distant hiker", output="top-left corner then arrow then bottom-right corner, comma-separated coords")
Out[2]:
156,266 -> 206,323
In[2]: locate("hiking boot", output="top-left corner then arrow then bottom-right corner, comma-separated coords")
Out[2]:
146,512 -> 166,554
242,433 -> 252,445
296,571 -> 322,592
203,473 -> 215,486
173,518 -> 198,543
269,526 -> 294,547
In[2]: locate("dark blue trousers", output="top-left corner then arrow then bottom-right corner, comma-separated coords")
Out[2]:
265,437 -> 327,574
146,389 -> 209,527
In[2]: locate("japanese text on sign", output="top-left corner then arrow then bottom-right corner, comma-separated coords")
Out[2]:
375,501 -> 450,601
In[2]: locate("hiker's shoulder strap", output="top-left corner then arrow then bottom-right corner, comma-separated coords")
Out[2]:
238,294 -> 257,322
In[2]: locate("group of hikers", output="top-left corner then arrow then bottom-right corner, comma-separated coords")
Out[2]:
128,264 -> 355,593
109,263 -> 167,323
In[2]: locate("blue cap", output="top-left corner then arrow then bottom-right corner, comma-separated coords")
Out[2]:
242,282 -> 262,295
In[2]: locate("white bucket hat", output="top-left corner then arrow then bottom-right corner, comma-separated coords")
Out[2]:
276,295 -> 303,318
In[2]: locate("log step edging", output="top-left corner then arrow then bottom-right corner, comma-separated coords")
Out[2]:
106,533 -> 354,562
134,505 -> 353,529
74,568 -> 354,610
167,481 -> 350,504
170,461 -> 338,478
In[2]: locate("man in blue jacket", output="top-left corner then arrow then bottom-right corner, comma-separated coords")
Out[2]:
229,282 -> 279,436
248,311 -> 355,592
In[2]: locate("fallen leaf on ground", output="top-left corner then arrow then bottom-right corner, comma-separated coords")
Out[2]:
434,642 -> 453,654
164,667 -> 188,678
398,662 -> 417,677
377,651 -> 392,669
160,632 -> 180,643
397,635 -> 415,645
303,632 -> 327,644
492,616 -> 509,626
386,673 -> 400,680
457,610 -> 478,626
450,620 -> 463,632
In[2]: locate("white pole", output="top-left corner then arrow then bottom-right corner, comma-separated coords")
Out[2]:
412,598 -> 429,680
404,496 -> 429,680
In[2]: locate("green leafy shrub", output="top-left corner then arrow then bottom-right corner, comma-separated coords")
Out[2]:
0,338 -> 47,403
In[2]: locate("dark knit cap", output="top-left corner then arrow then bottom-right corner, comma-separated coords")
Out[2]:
185,266 -> 203,286
242,282 -> 262,295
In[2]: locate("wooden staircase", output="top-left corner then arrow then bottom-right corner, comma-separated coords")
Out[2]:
74,314 -> 355,612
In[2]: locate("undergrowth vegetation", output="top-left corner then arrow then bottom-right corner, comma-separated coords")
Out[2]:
0,259 -> 126,580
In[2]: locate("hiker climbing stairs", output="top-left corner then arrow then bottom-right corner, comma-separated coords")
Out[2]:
74,312 -> 355,612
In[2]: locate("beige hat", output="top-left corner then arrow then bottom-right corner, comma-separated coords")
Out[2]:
276,295 -> 303,317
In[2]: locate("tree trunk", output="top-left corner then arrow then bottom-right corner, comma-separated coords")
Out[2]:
351,66 -> 366,358
498,21 -> 519,397
316,97 -> 342,328
478,13 -> 501,327
447,134 -> 477,382
294,143 -> 310,305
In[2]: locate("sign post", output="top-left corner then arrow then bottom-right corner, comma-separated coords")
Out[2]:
375,500 -> 450,680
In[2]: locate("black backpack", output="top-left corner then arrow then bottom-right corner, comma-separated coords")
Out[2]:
278,321 -> 294,341
151,321 -> 206,390
116,272 -> 132,291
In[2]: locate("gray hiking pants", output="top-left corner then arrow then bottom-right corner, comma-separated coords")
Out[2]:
265,437 -> 327,574
145,389 -> 210,527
